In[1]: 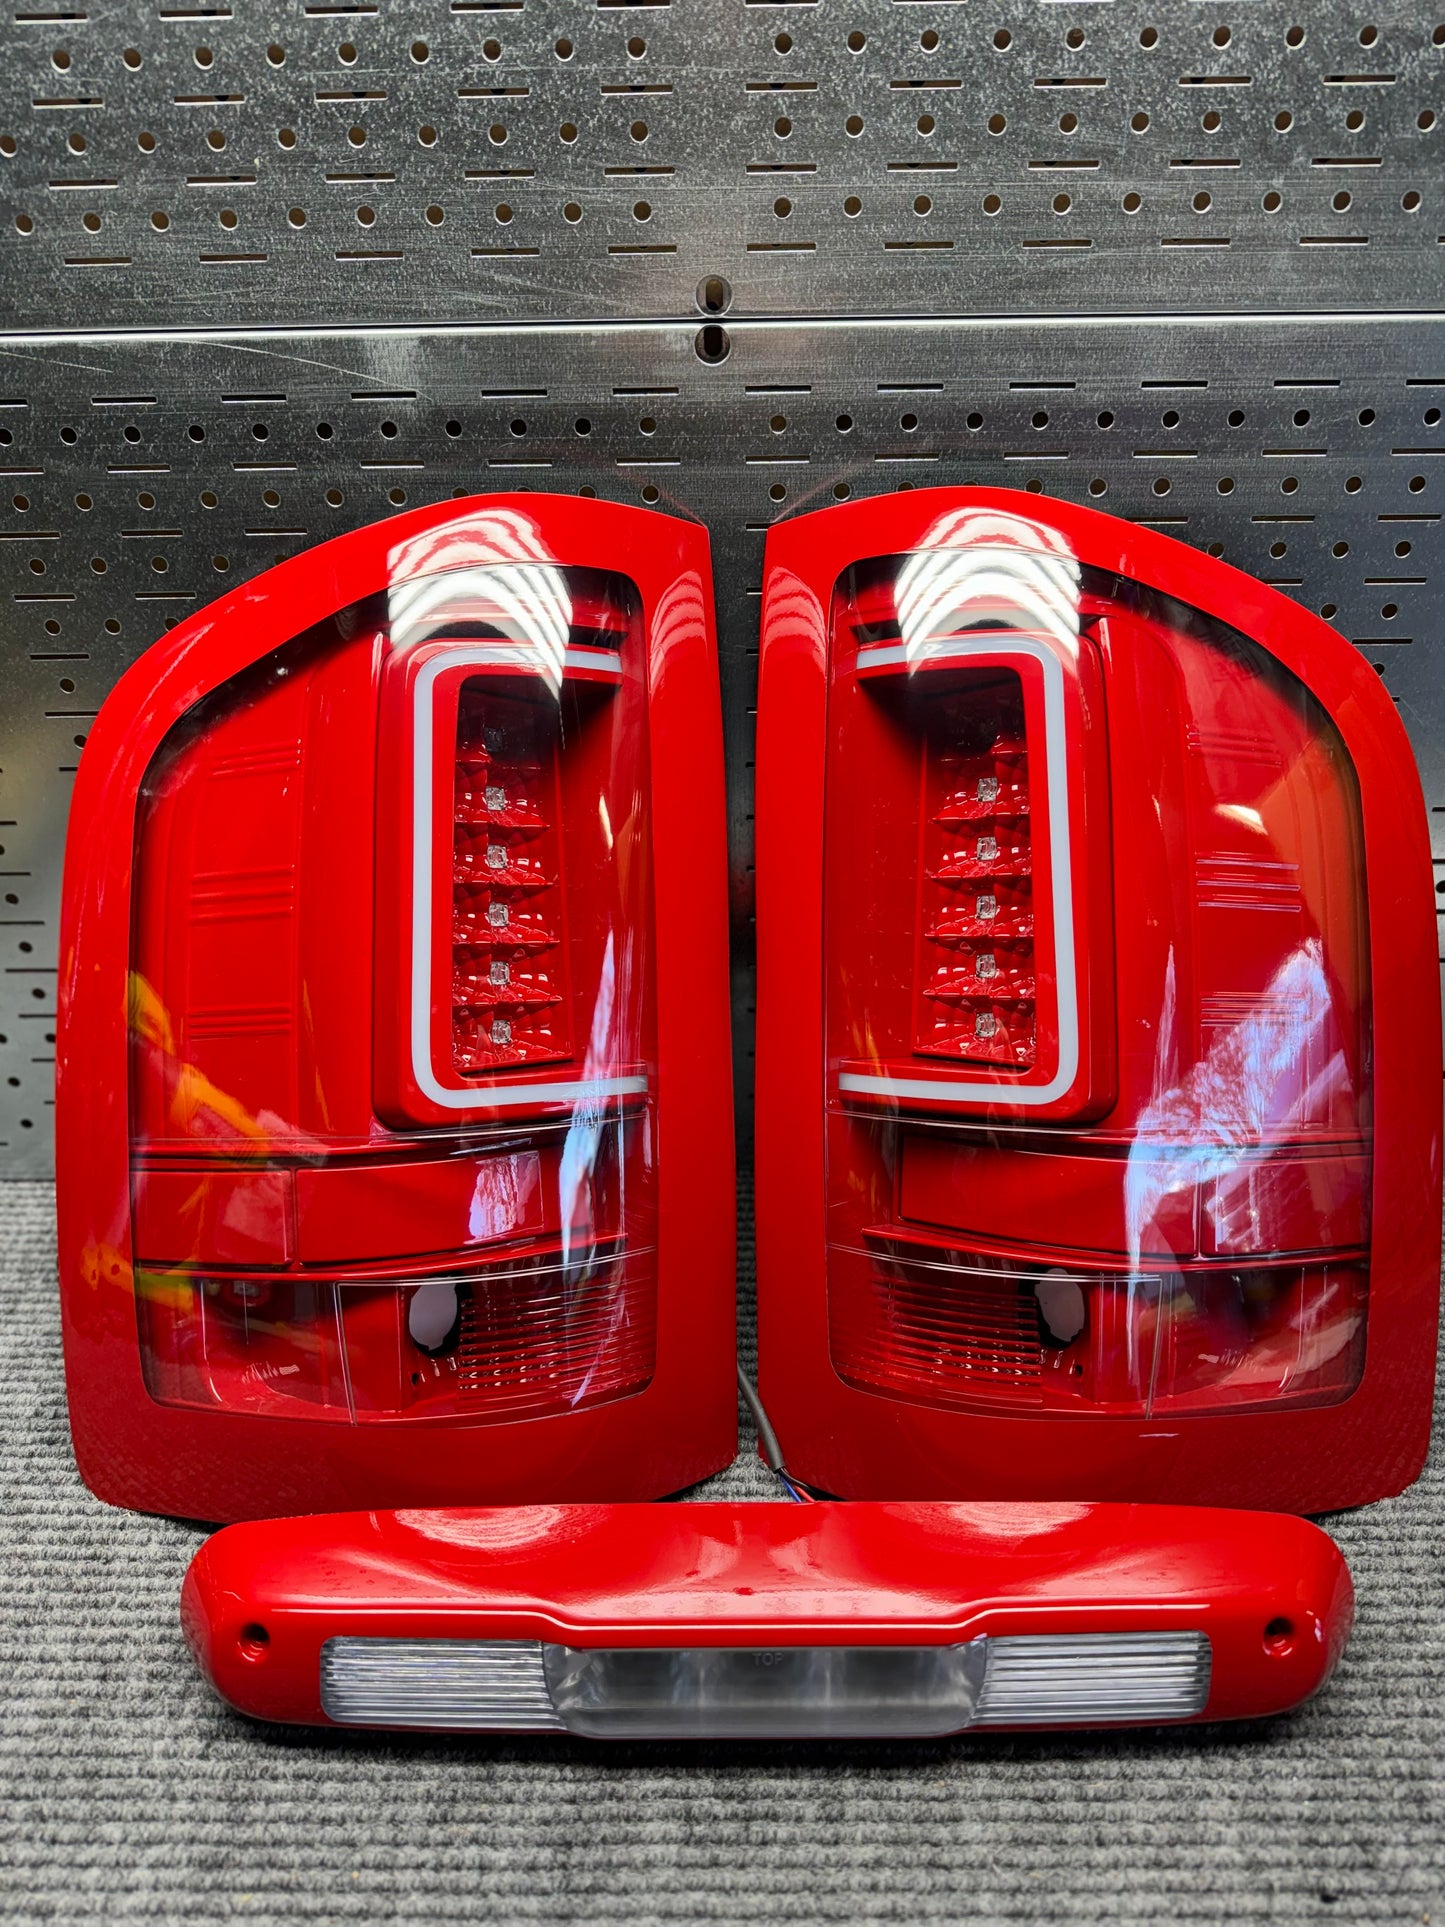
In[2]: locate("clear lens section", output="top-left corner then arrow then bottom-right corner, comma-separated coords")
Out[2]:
128,558 -> 657,1426
316,1634 -> 1211,1735
543,1642 -> 989,1739
826,544 -> 1370,1420
320,1638 -> 563,1731
973,1632 -> 1211,1726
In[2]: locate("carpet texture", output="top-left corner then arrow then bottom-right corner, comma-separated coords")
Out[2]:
1,1179 -> 1441,1925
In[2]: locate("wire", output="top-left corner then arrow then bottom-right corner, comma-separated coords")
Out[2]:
736,1364 -> 818,1504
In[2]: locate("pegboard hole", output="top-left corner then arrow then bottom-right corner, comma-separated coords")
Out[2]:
920,29 -> 940,52
914,195 -> 931,217
845,114 -> 864,137
639,416 -> 657,434
426,206 -> 445,227
1139,26 -> 1159,48
357,207 -> 376,227
1381,603 -> 1399,620
768,483 -> 786,502
1332,540 -> 1350,558
123,425 -> 141,444
1130,112 -> 1150,134
1201,110 -> 1221,133
509,418 -> 527,437
262,490 -> 280,508
774,32 -> 793,54
1121,192 -> 1142,214
1228,408 -> 1246,426
1270,540 -> 1288,558
1212,25 -> 1231,48
445,419 -> 462,437
200,491 -> 218,509
833,482 -> 851,499
1032,410 -> 1050,429
496,204 -> 513,224
137,132 -> 155,153
1403,190 -> 1422,212
993,29 -> 1012,50
1285,24 -> 1305,47
641,484 -> 660,504
1193,192 -> 1212,213
982,194 -> 1001,216
287,208 -> 306,229
560,123 -> 579,144
836,413 -> 854,433
123,48 -> 141,70
379,421 -> 397,439
1394,540 -> 1412,557
266,43 -> 285,65
1274,111 -> 1292,133
633,120 -> 651,142
1332,191 -> 1352,213
900,413 -> 918,433
695,324 -> 731,366
555,37 -> 574,59
1262,190 -> 1283,213
1088,479 -> 1106,496
1425,408 -> 1442,427
195,45 -> 214,68
628,36 -> 646,58
1217,477 -> 1234,494
917,114 -> 936,136
1152,478 -> 1170,496
966,411 -> 983,430
325,489 -> 343,507
772,198 -> 789,218
770,414 -> 787,433
1293,408 -> 1311,426
774,117 -> 792,138
411,40 -> 430,63
697,275 -> 732,314
419,126 -> 438,147
1066,27 -> 1085,50
844,195 -> 863,216
1281,476 -> 1299,494
564,202 -> 583,224
574,417 -> 592,437
388,488 -> 406,506
1096,410 -> 1114,429
1052,194 -> 1071,216
1162,410 -> 1180,429
51,47 -> 70,70
1058,112 -> 1078,135
987,113 -> 1006,136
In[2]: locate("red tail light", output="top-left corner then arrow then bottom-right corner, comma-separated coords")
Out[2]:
181,1500 -> 1353,1736
57,496 -> 735,1521
756,489 -> 1440,1513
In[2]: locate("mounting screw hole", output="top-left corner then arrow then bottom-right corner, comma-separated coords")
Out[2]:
238,1623 -> 271,1661
694,323 -> 731,365
696,275 -> 732,316
1263,1617 -> 1296,1656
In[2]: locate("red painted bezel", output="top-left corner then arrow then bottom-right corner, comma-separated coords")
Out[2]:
57,495 -> 736,1521
755,487 -> 1441,1513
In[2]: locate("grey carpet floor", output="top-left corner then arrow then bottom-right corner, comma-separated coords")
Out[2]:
1,1179 -> 1441,1926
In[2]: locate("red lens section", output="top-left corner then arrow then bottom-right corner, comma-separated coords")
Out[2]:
128,564 -> 658,1429
824,554 -> 1371,1422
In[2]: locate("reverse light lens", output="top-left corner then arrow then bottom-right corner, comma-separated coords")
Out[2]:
316,1631 -> 1210,1736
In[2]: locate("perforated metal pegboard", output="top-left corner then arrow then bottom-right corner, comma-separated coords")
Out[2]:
0,311 -> 1440,1173
0,2 -> 1438,328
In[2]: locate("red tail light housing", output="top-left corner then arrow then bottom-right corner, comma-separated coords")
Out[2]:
58,496 -> 735,1520
756,489 -> 1440,1513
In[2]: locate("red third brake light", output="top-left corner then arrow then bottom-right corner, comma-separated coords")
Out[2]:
180,1501 -> 1354,1737
57,497 -> 736,1521
756,489 -> 1441,1514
